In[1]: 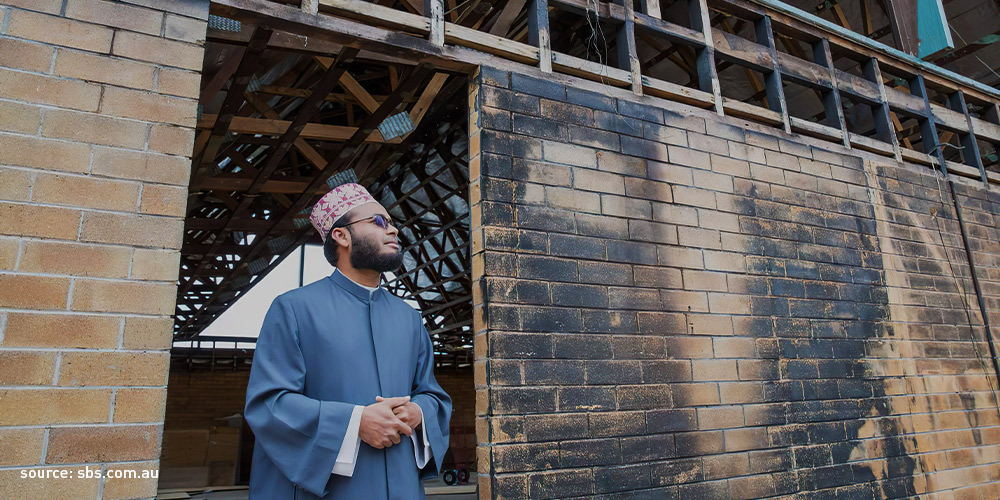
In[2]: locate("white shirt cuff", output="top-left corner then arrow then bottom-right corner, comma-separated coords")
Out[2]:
332,405 -> 365,476
409,404 -> 431,469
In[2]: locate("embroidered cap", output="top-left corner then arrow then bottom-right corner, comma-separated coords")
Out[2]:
310,183 -> 378,242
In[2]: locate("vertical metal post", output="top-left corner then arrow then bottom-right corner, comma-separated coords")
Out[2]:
688,0 -> 723,115
617,0 -> 642,95
947,91 -> 988,187
756,15 -> 790,133
909,74 -> 947,174
813,38 -> 850,148
426,0 -> 444,46
862,57 -> 901,162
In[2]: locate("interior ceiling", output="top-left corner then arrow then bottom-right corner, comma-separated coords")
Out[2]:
178,26 -> 472,366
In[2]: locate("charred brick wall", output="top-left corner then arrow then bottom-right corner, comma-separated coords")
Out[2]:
0,1 -> 207,498
468,66 -> 1000,499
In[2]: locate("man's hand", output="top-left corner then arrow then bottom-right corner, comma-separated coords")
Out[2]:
359,396 -> 413,449
376,396 -> 422,430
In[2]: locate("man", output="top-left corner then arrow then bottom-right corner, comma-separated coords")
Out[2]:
245,182 -> 452,499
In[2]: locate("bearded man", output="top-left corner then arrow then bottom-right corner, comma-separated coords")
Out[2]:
245,183 -> 452,499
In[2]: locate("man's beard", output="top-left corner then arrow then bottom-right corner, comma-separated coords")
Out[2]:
349,229 -> 404,272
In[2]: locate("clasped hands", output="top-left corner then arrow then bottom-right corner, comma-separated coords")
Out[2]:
358,395 -> 422,449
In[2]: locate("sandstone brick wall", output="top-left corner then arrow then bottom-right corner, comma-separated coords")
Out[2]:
0,1 -> 206,498
468,66 -> 1000,499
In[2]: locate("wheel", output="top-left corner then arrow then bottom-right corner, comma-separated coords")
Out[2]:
457,468 -> 469,483
442,469 -> 457,485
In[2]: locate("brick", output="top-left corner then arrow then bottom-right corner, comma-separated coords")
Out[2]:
0,428 -> 44,466
624,177 -> 673,202
0,167 -> 33,201
682,270 -> 727,291
602,195 -> 652,219
0,133 -> 91,173
492,442 -> 560,473
70,278 -> 176,314
0,37 -> 54,73
0,203 -> 81,239
523,413 -> 588,441
677,226 -> 721,249
648,161 -> 693,185
0,238 -> 17,270
669,146 -> 710,169
139,183 -> 187,216
158,68 -> 202,98
707,292 -> 750,314
0,388 -> 110,425
19,240 -> 131,278
491,387 -> 557,414
542,140 -> 596,167
121,0 -> 210,19
80,211 -> 184,248
65,0 -> 163,35
148,124 -> 196,156
0,274 -> 70,309
589,410 -> 645,437
42,109 -> 147,149
46,425 -> 161,463
113,388 -> 165,423
122,315 -> 172,349
0,0 -> 62,13
652,203 -> 698,227
58,351 -> 168,386
560,437 -> 621,466
53,49 -> 156,90
575,213 -> 628,239
697,406 -> 744,429
621,135 -> 669,161
574,168 -> 624,194
0,351 -> 57,385
620,434 -> 675,462
7,9 -> 114,52
92,147 -> 192,185
0,68 -> 102,112
32,173 -> 140,212
528,469 -> 594,498
693,359 -> 739,382
598,151 -> 647,177
692,170 -> 735,193
100,86 -> 197,127
112,31 -> 204,71
4,312 -> 120,348
672,382 -> 720,406
643,123 -> 687,146
673,185 -> 716,209
545,186 -> 600,213
102,461 -> 159,500
131,248 -> 180,281
0,467 -> 100,499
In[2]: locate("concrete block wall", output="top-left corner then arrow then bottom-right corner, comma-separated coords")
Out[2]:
468,66 -> 1000,499
0,1 -> 206,498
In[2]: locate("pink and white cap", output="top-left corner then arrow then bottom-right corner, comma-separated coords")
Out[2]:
310,183 -> 378,242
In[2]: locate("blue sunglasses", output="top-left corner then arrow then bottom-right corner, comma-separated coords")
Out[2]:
337,214 -> 396,230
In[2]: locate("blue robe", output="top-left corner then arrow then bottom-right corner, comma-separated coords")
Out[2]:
245,271 -> 452,499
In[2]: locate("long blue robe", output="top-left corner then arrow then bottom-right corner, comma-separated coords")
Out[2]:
245,271 -> 452,499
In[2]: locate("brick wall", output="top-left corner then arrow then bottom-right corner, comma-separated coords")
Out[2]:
0,1 -> 206,498
469,66 -> 1000,499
